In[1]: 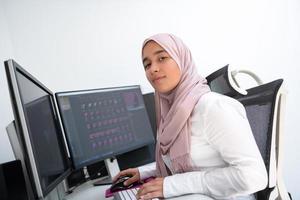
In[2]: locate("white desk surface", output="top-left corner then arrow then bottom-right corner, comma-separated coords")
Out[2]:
63,179 -> 214,200
63,179 -> 113,200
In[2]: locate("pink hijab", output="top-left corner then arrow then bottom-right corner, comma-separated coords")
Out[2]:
142,33 -> 211,177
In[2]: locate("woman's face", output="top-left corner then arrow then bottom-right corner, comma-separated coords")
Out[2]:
142,41 -> 181,94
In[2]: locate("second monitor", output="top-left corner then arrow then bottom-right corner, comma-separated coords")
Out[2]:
56,85 -> 155,178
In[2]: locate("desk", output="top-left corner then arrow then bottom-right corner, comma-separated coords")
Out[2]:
63,179 -> 113,200
63,179 -> 214,200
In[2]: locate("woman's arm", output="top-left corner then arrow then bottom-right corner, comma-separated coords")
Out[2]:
138,162 -> 156,180
163,97 -> 268,199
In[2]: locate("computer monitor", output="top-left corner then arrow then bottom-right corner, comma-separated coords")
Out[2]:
65,92 -> 157,188
55,86 -> 155,178
4,59 -> 72,199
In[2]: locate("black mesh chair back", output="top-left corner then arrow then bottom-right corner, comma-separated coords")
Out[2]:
206,65 -> 283,200
206,65 -> 244,97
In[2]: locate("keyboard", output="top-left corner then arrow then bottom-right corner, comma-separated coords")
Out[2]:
115,188 -> 159,200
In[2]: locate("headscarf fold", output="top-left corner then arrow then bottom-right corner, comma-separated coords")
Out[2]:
142,33 -> 211,177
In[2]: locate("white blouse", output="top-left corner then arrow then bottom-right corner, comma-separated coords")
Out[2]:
138,92 -> 267,199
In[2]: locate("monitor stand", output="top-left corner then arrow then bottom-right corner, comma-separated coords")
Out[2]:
93,157 -> 120,186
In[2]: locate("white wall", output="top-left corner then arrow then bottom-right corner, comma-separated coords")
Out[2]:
0,0 -> 299,198
0,0 -> 16,163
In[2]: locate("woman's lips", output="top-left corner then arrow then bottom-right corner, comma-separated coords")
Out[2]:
153,76 -> 165,83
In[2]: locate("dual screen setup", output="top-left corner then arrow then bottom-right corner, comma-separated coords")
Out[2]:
4,59 -> 157,199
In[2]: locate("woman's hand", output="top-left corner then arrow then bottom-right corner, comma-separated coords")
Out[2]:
112,168 -> 140,186
136,177 -> 164,200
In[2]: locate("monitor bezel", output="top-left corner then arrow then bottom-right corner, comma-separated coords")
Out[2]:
55,85 -> 155,170
5,59 -> 72,198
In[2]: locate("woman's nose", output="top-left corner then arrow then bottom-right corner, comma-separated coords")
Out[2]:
150,63 -> 159,73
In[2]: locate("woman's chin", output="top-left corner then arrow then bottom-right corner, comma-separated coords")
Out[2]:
155,87 -> 172,94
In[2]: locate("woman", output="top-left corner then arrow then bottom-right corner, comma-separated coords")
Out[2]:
113,33 -> 267,200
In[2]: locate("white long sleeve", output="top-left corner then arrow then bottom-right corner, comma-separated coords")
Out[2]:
163,92 -> 267,199
139,92 -> 267,199
138,162 -> 156,180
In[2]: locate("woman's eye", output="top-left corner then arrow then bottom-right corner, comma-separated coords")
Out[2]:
144,63 -> 150,70
159,57 -> 167,61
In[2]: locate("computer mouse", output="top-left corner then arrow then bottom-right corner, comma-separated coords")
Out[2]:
110,175 -> 133,193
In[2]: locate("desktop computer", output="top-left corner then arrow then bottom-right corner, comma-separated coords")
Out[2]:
55,86 -> 155,182
67,93 -> 157,188
4,59 -> 72,199
66,92 -> 156,189
4,59 -> 157,199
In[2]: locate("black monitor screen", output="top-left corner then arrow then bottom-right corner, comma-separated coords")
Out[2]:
56,86 -> 155,169
5,60 -> 71,198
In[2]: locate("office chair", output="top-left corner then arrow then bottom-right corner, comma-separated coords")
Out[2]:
206,65 -> 292,200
